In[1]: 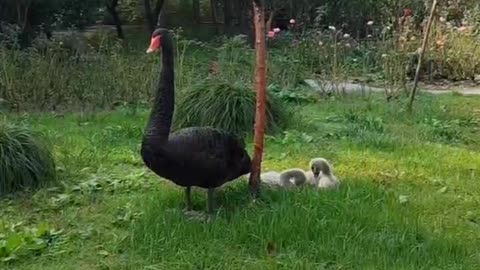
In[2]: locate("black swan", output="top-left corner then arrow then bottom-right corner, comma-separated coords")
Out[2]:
141,28 -> 252,214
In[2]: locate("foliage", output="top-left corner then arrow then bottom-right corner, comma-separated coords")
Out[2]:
391,0 -> 480,82
174,79 -> 288,135
1,3 -> 480,268
267,84 -> 319,103
429,25 -> 480,81
0,222 -> 61,262
0,122 -> 56,195
0,0 -> 101,46
0,34 -> 156,111
0,94 -> 479,268
55,0 -> 102,30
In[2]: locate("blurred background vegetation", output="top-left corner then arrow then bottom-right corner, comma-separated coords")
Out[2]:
0,0 -> 479,114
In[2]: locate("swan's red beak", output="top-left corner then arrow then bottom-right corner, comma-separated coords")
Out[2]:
146,35 -> 161,53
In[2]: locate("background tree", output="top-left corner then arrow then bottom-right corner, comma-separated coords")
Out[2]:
106,0 -> 124,39
143,0 -> 166,33
192,0 -> 201,23
0,0 -> 57,46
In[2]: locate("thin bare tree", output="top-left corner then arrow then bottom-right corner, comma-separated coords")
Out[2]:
408,0 -> 438,111
248,0 -> 267,197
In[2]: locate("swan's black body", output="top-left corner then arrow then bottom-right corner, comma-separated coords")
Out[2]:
141,28 -> 251,213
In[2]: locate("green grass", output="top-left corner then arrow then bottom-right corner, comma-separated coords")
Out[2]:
1,93 -> 480,269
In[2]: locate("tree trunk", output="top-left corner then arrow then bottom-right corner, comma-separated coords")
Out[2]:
232,0 -> 241,23
238,1 -> 254,46
223,0 -> 233,26
266,9 -> 276,31
193,0 -> 200,23
210,0 -> 218,23
248,0 -> 267,198
154,0 -> 166,27
408,0 -> 437,112
157,1 -> 167,28
107,0 -> 124,39
144,0 -> 166,33
143,0 -> 154,33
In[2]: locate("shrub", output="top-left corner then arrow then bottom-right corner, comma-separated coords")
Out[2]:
0,122 -> 56,195
174,79 -> 288,136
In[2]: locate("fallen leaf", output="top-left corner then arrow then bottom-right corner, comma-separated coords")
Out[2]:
399,195 -> 409,204
438,186 -> 448,193
97,250 -> 109,257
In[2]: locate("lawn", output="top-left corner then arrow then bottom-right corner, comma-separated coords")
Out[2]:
1,93 -> 480,269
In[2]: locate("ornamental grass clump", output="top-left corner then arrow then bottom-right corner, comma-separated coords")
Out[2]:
175,80 -> 287,136
0,122 -> 56,195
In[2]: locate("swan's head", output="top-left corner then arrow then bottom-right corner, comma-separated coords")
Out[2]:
309,157 -> 330,178
146,28 -> 169,54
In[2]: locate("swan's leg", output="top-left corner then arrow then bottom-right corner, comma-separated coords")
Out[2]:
207,188 -> 215,215
185,186 -> 193,211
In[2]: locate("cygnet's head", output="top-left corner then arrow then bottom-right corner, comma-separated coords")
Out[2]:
309,157 -> 331,178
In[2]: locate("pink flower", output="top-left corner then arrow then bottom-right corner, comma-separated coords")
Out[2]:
267,31 -> 275,38
273,28 -> 281,33
289,19 -> 296,24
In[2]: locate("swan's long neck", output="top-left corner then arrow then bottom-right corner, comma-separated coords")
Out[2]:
144,33 -> 174,143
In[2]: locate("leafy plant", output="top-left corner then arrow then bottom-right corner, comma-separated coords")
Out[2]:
341,110 -> 385,133
267,84 -> 318,104
0,122 -> 56,195
174,79 -> 288,136
0,222 -> 62,262
423,118 -> 464,143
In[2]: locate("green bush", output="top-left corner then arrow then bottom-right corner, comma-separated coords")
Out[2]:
0,122 -> 56,195
174,80 -> 288,136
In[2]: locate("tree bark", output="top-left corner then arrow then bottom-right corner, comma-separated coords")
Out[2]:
266,9 -> 276,31
143,0 -> 154,33
232,0 -> 241,24
144,0 -> 166,33
408,0 -> 437,112
248,0 -> 267,198
223,0 -> 233,26
210,0 -> 218,23
154,0 -> 166,27
157,1 -> 167,28
193,0 -> 201,23
106,0 -> 124,39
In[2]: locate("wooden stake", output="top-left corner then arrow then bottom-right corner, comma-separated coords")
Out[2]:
248,0 -> 267,198
408,0 -> 438,111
